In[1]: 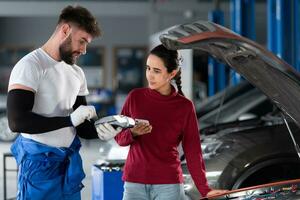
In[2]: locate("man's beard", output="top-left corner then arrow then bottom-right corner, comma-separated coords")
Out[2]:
59,35 -> 77,65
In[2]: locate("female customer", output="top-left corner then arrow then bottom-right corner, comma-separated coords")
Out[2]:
115,44 -> 227,200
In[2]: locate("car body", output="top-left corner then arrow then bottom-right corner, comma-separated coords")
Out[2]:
199,179 -> 300,200
182,114 -> 300,199
196,80 -> 254,118
199,85 -> 273,129
160,20 -> 300,126
160,20 -> 300,199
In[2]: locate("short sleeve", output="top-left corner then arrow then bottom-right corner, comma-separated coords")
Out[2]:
9,58 -> 41,92
74,65 -> 89,96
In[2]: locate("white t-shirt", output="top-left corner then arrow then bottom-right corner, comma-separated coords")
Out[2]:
9,48 -> 89,147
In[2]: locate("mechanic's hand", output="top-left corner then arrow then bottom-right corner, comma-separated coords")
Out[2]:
130,121 -> 152,137
70,105 -> 97,127
96,123 -> 122,141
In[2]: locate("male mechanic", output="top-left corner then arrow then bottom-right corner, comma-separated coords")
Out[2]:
7,5 -> 121,200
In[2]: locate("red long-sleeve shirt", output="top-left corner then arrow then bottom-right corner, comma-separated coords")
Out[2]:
115,87 -> 211,196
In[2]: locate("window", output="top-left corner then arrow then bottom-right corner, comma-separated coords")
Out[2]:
0,47 -> 33,93
114,46 -> 147,93
77,46 -> 105,89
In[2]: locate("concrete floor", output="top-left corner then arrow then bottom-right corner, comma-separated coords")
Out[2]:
0,138 -> 106,200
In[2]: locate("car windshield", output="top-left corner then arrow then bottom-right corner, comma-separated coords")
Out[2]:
199,85 -> 274,129
196,81 -> 254,118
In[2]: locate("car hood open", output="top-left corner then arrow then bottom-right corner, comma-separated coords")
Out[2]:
160,20 -> 300,128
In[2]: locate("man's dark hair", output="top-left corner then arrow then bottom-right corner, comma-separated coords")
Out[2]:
58,5 -> 101,38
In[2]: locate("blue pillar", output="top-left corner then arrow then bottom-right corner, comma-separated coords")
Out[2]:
267,0 -> 277,53
277,0 -> 295,66
208,9 -> 226,96
230,0 -> 255,85
295,0 -> 300,71
268,0 -> 298,68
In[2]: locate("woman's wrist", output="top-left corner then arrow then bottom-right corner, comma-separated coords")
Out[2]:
130,129 -> 138,137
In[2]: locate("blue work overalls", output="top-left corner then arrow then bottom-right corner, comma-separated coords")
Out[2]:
11,135 -> 85,200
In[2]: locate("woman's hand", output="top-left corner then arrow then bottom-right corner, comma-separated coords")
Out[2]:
130,121 -> 152,137
206,189 -> 229,198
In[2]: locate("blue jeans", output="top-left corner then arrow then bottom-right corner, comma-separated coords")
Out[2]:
122,182 -> 186,200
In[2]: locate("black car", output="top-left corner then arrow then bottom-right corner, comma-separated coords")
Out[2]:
196,80 -> 254,118
199,84 -> 273,129
160,20 -> 300,199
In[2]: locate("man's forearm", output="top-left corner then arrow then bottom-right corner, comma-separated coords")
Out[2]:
75,119 -> 98,139
7,89 -> 72,134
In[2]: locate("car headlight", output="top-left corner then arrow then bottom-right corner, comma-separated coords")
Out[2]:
201,138 -> 232,159
201,139 -> 223,159
183,174 -> 201,199
206,171 -> 223,188
184,170 -> 222,189
183,174 -> 194,191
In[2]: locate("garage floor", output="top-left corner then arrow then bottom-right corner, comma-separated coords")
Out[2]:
0,138 -> 105,200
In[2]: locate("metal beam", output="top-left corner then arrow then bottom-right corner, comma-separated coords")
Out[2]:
0,1 -> 150,17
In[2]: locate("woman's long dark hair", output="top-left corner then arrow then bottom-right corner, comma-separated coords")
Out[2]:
150,44 -> 184,96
